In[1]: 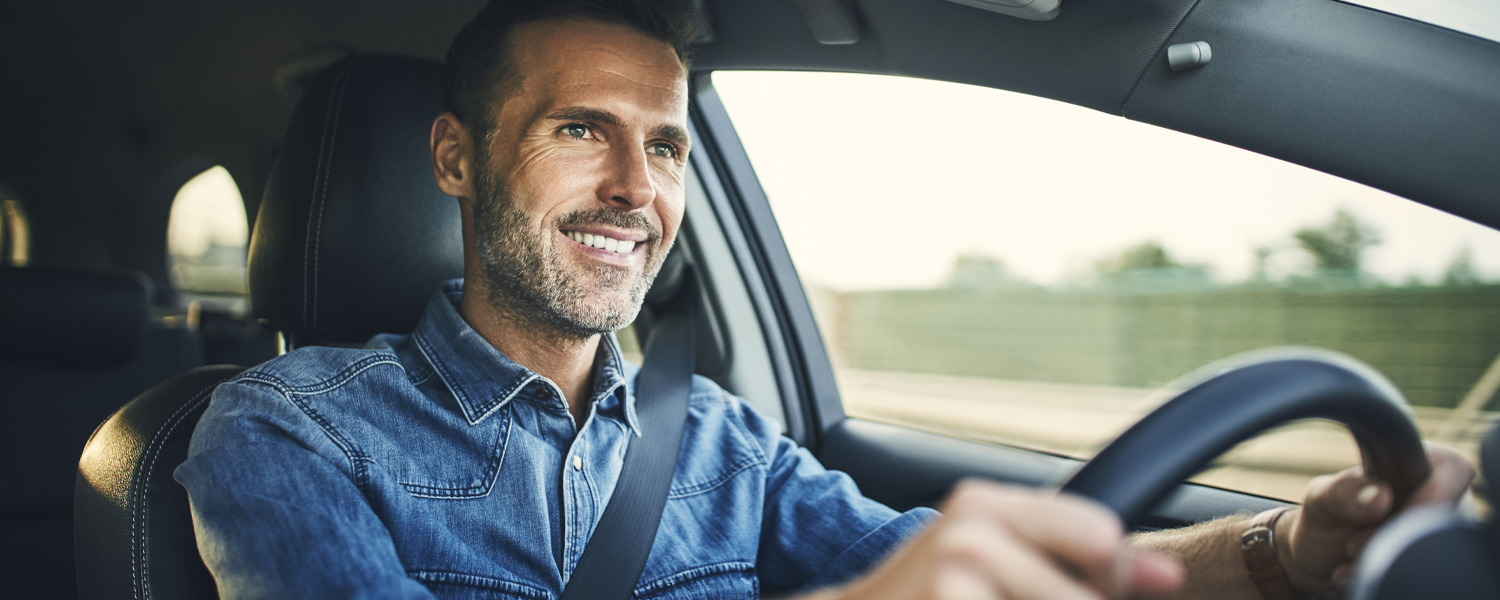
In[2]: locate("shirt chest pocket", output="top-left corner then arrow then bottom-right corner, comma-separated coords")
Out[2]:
366,409 -> 512,500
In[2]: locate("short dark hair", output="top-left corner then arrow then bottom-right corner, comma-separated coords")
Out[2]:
444,0 -> 702,138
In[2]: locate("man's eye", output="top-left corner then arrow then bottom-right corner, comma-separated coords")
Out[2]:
649,143 -> 677,158
563,124 -> 590,139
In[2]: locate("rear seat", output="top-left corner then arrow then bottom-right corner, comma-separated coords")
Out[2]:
0,265 -> 204,599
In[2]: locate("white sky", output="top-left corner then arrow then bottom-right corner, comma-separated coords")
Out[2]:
713,71 -> 1500,290
167,166 -> 247,258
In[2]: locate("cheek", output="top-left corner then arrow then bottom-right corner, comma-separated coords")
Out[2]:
507,147 -> 600,210
655,187 -> 686,241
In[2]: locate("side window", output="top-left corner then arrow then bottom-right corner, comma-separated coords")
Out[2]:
713,71 -> 1500,502
1,196 -> 31,266
167,166 -> 249,314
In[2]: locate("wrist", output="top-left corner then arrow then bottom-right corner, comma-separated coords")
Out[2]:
1240,507 -> 1301,600
1273,509 -> 1338,600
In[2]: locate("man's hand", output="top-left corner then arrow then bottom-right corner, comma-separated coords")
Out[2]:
1280,444 -> 1475,597
816,479 -> 1183,600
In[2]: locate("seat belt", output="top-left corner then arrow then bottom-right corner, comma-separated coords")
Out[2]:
558,269 -> 697,600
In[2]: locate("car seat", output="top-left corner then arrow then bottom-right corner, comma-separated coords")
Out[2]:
1,265 -> 202,600
73,54 -> 463,600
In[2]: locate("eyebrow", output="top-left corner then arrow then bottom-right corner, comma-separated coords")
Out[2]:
547,106 -> 691,148
549,106 -> 621,129
654,124 -> 691,148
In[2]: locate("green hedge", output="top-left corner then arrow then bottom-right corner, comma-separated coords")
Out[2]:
827,285 -> 1500,409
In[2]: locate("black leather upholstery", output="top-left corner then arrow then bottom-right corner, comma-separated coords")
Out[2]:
74,365 -> 243,600
250,54 -> 463,345
0,265 -> 151,365
75,53 -> 463,599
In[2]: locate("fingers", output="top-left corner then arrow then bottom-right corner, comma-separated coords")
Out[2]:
942,480 -> 1126,593
949,481 -> 1128,588
1285,444 -> 1477,596
1125,551 -> 1184,597
1407,444 -> 1474,507
844,479 -> 1182,600
930,479 -> 1182,599
1343,527 -> 1377,559
981,524 -> 1119,600
1301,466 -> 1392,529
1287,471 -> 1393,587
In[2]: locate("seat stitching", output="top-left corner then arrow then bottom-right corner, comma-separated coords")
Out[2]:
310,56 -> 369,328
136,381 -> 226,600
304,64 -> 345,323
303,56 -> 365,325
130,376 -> 233,600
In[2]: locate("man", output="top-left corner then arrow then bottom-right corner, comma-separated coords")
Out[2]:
176,1 -> 1474,598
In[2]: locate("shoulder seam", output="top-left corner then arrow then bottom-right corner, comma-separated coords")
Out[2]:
231,357 -> 400,492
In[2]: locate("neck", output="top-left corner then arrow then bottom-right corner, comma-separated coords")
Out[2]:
458,277 -> 600,426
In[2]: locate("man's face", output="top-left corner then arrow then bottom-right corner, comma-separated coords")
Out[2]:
470,18 -> 690,338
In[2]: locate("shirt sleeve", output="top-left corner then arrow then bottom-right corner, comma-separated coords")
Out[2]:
734,399 -> 939,596
174,379 -> 435,600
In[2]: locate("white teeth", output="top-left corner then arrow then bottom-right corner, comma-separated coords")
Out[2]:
566,231 -> 636,254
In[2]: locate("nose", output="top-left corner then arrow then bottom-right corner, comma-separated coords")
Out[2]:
597,143 -> 657,211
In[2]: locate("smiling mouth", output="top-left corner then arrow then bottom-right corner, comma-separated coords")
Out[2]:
564,230 -> 639,254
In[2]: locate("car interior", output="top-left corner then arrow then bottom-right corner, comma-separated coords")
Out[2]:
1,0 -> 1498,598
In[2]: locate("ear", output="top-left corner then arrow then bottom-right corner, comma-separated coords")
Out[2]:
431,112 -> 476,199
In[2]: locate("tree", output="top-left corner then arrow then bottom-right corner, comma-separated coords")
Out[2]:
1095,241 -> 1178,274
1442,244 -> 1481,286
1293,208 -> 1381,275
947,252 -> 1026,289
1092,240 -> 1210,288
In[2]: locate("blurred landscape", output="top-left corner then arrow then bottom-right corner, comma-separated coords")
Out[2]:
808,211 -> 1500,505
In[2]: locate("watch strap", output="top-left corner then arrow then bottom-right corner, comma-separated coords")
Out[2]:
1241,507 -> 1302,600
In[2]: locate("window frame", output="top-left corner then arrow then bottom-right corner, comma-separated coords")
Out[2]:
687,72 -> 1297,524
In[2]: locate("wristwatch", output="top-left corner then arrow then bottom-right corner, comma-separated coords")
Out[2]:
1241,507 -> 1302,600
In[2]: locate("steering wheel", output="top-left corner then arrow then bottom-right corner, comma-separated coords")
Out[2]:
1059,348 -> 1432,527
1056,348 -> 1444,598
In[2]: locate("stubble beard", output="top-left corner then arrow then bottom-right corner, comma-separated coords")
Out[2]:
470,164 -> 670,340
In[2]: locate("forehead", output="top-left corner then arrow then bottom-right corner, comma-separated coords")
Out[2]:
507,18 -> 688,121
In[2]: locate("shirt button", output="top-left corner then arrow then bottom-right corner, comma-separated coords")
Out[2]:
573,456 -> 582,471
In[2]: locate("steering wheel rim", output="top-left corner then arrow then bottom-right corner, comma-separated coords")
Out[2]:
1059,348 -> 1432,527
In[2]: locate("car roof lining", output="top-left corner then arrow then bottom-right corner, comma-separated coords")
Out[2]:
0,0 -> 1494,270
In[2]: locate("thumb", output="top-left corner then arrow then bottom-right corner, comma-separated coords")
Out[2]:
1303,468 -> 1392,528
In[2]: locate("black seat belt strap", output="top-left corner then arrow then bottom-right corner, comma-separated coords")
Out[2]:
558,269 -> 697,600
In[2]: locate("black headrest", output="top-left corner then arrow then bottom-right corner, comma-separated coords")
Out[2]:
0,266 -> 152,366
251,54 -> 464,344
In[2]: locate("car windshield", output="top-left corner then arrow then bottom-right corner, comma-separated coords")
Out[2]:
714,70 -> 1500,505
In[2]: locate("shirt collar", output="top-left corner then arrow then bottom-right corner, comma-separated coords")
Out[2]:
411,279 -> 638,433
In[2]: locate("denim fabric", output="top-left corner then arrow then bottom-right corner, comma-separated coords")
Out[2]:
176,280 -> 935,599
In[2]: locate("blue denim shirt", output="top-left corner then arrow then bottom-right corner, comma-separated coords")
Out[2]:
176,280 -> 935,599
